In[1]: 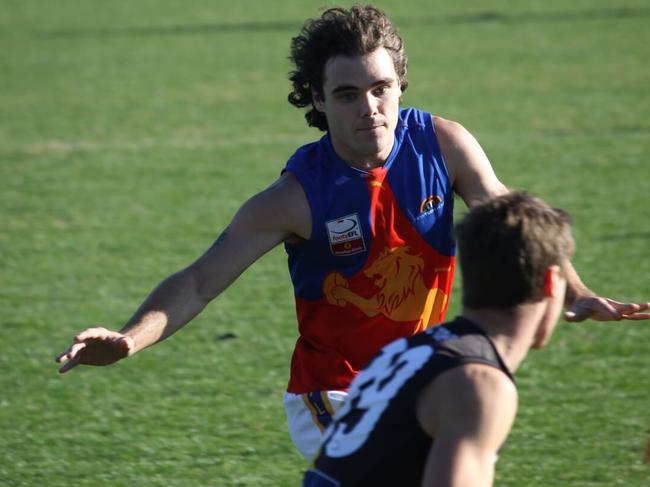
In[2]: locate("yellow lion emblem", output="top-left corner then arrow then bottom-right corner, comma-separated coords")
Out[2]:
323,246 -> 448,329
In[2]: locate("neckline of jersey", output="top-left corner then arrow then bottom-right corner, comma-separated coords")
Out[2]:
322,117 -> 407,178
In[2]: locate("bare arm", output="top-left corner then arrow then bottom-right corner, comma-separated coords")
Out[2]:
434,116 -> 508,208
56,172 -> 311,372
434,115 -> 650,322
416,364 -> 518,487
120,173 -> 310,351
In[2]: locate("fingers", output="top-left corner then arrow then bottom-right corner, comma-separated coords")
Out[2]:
55,341 -> 86,364
621,312 -> 650,321
564,297 -> 621,322
58,355 -> 81,374
55,340 -> 88,374
607,300 -> 650,320
565,298 -> 650,322
606,300 -> 649,310
74,327 -> 122,342
55,327 -> 131,373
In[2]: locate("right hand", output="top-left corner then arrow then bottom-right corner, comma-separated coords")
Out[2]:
55,327 -> 135,374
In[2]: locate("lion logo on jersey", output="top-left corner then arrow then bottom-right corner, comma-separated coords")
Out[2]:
323,246 -> 448,328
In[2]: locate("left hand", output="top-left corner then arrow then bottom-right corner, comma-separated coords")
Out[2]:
565,297 -> 650,322
55,327 -> 135,373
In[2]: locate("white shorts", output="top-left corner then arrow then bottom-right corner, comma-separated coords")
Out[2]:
284,390 -> 348,461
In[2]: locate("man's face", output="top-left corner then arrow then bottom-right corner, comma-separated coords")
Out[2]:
314,47 -> 402,169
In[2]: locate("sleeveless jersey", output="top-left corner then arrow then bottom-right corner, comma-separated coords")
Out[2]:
303,317 -> 514,487
284,108 -> 456,394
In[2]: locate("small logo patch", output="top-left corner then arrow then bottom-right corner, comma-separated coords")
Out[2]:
326,213 -> 366,256
420,195 -> 443,215
428,326 -> 458,342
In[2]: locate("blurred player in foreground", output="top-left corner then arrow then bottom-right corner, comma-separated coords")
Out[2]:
304,192 -> 583,486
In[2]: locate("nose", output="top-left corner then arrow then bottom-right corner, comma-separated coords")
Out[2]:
360,92 -> 379,118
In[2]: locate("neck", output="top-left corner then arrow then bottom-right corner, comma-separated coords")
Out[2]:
461,303 -> 547,373
328,134 -> 394,171
350,159 -> 386,170
338,147 -> 390,171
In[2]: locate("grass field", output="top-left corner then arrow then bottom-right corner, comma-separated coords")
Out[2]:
1,0 -> 649,485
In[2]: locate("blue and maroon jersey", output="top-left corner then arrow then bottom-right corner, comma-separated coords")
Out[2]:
283,108 -> 456,394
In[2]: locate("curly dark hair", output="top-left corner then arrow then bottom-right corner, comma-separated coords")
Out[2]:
288,5 -> 408,131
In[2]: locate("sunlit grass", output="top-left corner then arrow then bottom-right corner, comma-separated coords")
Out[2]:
1,1 -> 649,485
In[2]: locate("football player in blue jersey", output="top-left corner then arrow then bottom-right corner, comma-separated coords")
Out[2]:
56,5 -> 650,462
303,192 -> 574,486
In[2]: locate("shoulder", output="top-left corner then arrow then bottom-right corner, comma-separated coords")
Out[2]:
284,138 -> 326,175
283,138 -> 331,205
236,172 -> 311,240
417,363 -> 517,437
430,115 -> 507,206
430,115 -> 478,186
439,363 -> 516,412
399,107 -> 434,127
417,363 -> 517,487
431,116 -> 476,155
446,363 -> 517,405
259,171 -> 310,216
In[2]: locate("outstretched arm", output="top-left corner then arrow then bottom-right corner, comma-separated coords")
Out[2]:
561,265 -> 650,322
434,115 -> 650,323
56,173 -> 311,373
416,363 -> 518,487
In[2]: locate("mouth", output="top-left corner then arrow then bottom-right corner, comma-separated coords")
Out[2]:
357,124 -> 385,132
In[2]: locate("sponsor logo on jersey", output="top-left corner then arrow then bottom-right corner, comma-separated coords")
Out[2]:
326,213 -> 366,256
417,195 -> 443,220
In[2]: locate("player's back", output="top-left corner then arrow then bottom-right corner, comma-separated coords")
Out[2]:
302,317 -> 513,487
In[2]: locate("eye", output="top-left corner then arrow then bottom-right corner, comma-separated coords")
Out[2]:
337,92 -> 357,102
373,85 -> 390,96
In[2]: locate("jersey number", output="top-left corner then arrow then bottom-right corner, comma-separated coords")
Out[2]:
323,339 -> 433,458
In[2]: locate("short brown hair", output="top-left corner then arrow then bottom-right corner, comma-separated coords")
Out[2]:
455,192 -> 575,309
288,5 -> 408,131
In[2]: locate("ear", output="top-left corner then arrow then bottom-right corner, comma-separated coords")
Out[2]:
311,88 -> 325,112
542,265 -> 560,298
533,264 -> 565,349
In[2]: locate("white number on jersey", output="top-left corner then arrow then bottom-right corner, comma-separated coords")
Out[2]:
322,339 -> 433,458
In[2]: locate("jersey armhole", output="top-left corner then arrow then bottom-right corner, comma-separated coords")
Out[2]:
282,167 -> 318,246
427,116 -> 453,190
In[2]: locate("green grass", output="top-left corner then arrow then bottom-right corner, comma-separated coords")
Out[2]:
1,1 -> 649,485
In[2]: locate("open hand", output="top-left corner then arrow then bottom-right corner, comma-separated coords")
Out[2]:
55,327 -> 135,373
565,297 -> 650,322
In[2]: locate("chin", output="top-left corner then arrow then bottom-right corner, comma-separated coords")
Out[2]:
361,135 -> 390,155
354,142 -> 382,158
